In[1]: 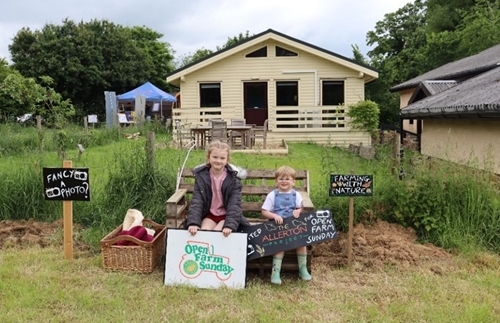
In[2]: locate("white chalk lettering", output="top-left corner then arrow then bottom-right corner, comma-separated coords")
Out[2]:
306,232 -> 337,244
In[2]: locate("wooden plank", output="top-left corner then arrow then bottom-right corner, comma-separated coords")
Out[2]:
246,248 -> 312,275
166,204 -> 187,219
300,192 -> 314,211
181,168 -> 308,180
166,189 -> 187,203
241,201 -> 264,212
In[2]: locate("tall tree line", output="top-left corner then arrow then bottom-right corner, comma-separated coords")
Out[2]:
362,0 -> 500,126
4,1 -> 500,125
7,19 -> 175,119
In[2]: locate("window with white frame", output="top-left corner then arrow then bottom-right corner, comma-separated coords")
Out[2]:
245,46 -> 267,58
322,80 -> 345,128
276,81 -> 299,128
275,46 -> 298,57
276,81 -> 298,106
200,83 -> 221,107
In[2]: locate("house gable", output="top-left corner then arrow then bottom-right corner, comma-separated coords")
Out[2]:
407,80 -> 458,105
167,29 -> 378,86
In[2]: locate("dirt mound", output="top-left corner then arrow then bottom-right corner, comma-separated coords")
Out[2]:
0,219 -> 450,270
313,220 -> 451,269
0,219 -> 62,248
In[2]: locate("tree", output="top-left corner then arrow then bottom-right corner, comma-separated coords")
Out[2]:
176,48 -> 213,68
9,19 -> 176,118
351,45 -> 400,126
425,0 -> 477,33
216,31 -> 253,51
0,74 -> 75,126
454,0 -> 500,55
175,31 -> 253,68
366,0 -> 428,84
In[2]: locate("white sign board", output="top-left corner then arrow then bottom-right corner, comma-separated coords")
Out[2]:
118,113 -> 128,123
164,229 -> 248,289
152,102 -> 159,112
87,115 -> 98,123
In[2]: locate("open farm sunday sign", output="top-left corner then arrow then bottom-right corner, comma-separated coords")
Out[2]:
164,229 -> 248,289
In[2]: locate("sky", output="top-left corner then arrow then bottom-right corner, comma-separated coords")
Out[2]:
0,0 -> 411,65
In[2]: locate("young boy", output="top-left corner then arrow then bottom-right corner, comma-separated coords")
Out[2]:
261,165 -> 312,284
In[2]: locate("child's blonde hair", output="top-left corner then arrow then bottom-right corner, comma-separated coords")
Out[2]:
205,140 -> 231,166
275,165 -> 296,179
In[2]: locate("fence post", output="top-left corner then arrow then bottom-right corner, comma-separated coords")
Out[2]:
83,117 -> 88,133
146,131 -> 155,168
36,115 -> 42,129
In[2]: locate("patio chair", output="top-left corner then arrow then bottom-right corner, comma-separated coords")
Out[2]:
250,119 -> 268,149
229,118 -> 246,148
209,120 -> 229,145
175,120 -> 194,148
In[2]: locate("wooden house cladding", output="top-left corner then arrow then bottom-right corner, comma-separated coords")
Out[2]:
167,29 -> 378,146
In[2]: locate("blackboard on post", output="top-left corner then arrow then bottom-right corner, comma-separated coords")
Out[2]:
43,168 -> 90,201
240,209 -> 337,260
329,174 -> 373,197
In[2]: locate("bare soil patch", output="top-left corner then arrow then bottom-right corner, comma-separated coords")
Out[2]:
0,219 -> 62,248
313,220 -> 451,270
0,219 -> 450,270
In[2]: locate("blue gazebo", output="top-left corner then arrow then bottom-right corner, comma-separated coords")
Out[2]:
117,82 -> 177,118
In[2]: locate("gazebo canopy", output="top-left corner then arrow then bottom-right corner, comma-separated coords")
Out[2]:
117,82 -> 176,102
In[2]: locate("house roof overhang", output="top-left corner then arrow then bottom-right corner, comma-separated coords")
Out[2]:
166,29 -> 379,86
400,66 -> 500,119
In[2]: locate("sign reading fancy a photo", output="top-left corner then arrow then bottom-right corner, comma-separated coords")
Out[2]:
329,174 -> 373,197
43,168 -> 90,201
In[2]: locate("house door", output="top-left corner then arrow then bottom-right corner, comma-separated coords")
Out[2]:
244,82 -> 268,126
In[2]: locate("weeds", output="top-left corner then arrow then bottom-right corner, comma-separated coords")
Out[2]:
1,125 -> 500,254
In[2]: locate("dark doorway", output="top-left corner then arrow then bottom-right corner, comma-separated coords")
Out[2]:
244,82 -> 268,126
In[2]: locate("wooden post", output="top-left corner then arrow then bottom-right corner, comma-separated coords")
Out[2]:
146,131 -> 155,168
83,117 -> 88,133
63,160 -> 73,259
347,169 -> 354,266
391,133 -> 399,175
36,115 -> 42,130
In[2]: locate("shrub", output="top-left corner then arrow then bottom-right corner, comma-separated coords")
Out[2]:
347,100 -> 380,138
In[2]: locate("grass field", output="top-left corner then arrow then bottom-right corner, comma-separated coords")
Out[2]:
2,126 -> 500,322
1,244 -> 499,323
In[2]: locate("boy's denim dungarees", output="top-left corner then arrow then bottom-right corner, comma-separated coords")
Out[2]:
273,189 -> 296,218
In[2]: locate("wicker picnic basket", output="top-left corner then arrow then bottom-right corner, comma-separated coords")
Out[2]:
100,219 -> 166,273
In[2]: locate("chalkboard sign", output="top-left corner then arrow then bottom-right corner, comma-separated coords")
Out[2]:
329,174 -> 373,197
240,209 -> 337,260
43,168 -> 90,201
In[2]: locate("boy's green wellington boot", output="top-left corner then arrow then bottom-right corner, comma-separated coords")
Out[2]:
297,254 -> 312,281
271,257 -> 283,285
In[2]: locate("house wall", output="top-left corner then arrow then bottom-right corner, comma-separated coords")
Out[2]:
177,40 -> 370,146
422,119 -> 500,174
399,88 -> 418,133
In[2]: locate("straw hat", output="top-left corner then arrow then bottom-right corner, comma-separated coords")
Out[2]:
122,209 -> 144,230
122,209 -> 156,236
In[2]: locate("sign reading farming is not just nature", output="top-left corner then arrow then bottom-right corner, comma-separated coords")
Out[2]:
329,174 -> 373,197
241,209 -> 337,261
43,168 -> 90,201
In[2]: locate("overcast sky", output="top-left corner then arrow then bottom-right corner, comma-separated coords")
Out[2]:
0,0 -> 411,64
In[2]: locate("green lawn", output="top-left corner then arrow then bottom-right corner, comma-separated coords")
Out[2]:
1,245 -> 499,323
